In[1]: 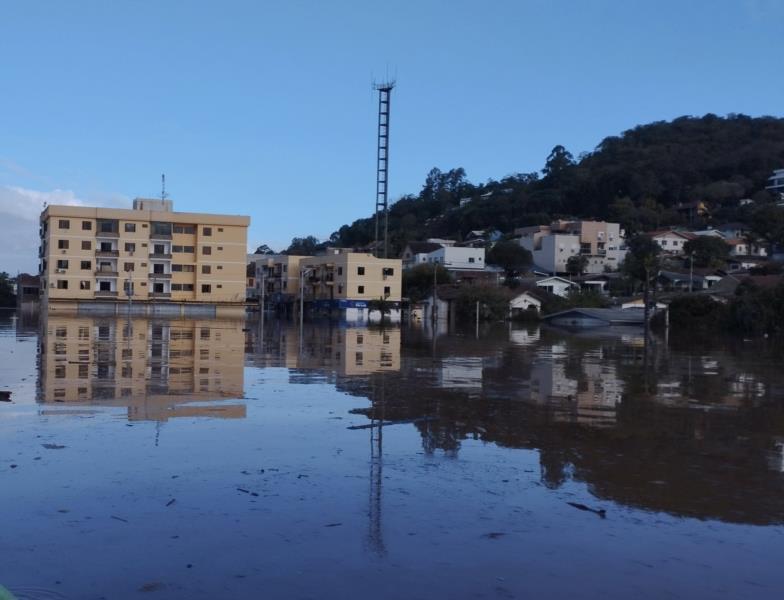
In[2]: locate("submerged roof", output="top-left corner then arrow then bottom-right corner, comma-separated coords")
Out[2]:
543,307 -> 645,325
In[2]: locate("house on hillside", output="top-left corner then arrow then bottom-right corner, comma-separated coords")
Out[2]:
725,239 -> 767,257
716,222 -> 748,240
516,220 -> 626,275
647,230 -> 695,255
766,168 -> 784,196
401,241 -> 445,269
532,276 -> 579,298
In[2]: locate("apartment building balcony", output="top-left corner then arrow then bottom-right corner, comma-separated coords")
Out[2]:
94,290 -> 118,298
95,230 -> 119,239
150,232 -> 172,241
149,272 -> 172,279
149,292 -> 172,299
96,250 -> 119,258
95,269 -> 119,277
149,252 -> 172,260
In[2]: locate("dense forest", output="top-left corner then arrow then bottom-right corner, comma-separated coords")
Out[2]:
277,114 -> 784,256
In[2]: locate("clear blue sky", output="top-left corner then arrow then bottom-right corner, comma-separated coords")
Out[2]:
1,0 -> 782,272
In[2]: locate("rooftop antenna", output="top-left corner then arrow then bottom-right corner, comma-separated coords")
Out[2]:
372,78 -> 395,259
160,173 -> 168,203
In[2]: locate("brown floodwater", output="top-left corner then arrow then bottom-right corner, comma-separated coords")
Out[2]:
1,310 -> 783,599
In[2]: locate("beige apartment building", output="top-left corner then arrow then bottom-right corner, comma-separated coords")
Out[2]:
254,250 -> 402,322
39,199 -> 250,311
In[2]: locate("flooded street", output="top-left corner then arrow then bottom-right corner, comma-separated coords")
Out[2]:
2,312 -> 784,599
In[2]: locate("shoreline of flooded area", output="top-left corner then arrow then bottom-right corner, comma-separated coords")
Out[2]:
2,310 -> 784,599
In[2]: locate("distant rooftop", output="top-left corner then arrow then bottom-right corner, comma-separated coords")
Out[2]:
133,198 -> 173,212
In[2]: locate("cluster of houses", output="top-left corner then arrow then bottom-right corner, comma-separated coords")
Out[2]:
241,168 -> 784,326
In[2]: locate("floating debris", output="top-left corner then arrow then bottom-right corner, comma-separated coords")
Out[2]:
567,502 -> 606,518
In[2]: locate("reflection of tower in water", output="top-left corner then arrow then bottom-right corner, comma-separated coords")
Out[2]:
367,374 -> 386,556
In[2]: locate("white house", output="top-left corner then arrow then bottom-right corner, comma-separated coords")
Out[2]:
535,276 -> 579,298
428,246 -> 485,271
726,239 -> 767,257
766,168 -> 784,194
509,290 -> 543,316
648,230 -> 695,255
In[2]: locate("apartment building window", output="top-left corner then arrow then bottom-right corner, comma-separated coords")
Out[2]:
172,264 -> 195,272
202,246 -> 212,255
153,263 -> 165,274
56,259 -> 68,269
80,281 -> 90,290
124,263 -> 134,272
217,284 -> 222,289
203,227 -> 212,236
337,267 -> 343,275
59,219 -> 70,229
57,239 -> 69,250
82,221 -> 92,230
382,267 -> 394,276
173,225 -> 196,234
172,245 -> 195,253
202,265 -> 211,274
357,285 -> 365,294
384,286 -> 391,296
151,222 -> 172,236
217,265 -> 223,270
171,283 -> 194,291
201,284 -> 211,293
82,241 -> 92,250
57,280 -> 68,289
97,219 -> 118,234
468,257 -> 475,263
338,284 -> 343,294
124,223 -> 136,233
80,261 -> 91,270
357,266 -> 365,275
125,242 -> 136,252
218,228 -> 223,232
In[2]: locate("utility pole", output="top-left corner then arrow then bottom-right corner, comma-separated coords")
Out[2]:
689,252 -> 694,292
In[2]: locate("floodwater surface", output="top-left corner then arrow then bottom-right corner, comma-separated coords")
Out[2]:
1,311 -> 784,599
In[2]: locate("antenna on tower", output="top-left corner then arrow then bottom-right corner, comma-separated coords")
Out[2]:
372,78 -> 395,259
160,173 -> 168,202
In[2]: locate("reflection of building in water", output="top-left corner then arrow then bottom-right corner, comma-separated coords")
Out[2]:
509,326 -> 540,347
39,314 -> 245,421
259,325 -> 401,377
438,357 -> 483,390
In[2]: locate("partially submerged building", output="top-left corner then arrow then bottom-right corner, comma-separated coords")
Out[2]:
39,199 -> 250,316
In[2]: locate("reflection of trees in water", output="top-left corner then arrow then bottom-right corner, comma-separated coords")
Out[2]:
349,325 -> 784,525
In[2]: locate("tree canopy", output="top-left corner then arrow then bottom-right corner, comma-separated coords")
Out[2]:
683,236 -> 730,268
486,241 -> 532,279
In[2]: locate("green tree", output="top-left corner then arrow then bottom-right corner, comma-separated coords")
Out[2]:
486,241 -> 532,279
541,145 -> 574,179
683,236 -> 730,268
253,244 -> 275,255
565,255 -> 588,277
402,264 -> 452,302
284,236 -> 322,256
751,204 -> 784,249
622,235 -> 662,320
454,285 -> 511,322
0,272 -> 15,307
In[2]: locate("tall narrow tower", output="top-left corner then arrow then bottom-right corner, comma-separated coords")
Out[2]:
373,81 -> 395,258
